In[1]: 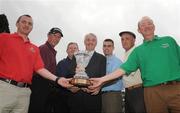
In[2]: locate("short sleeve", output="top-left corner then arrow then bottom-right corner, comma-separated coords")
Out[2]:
120,48 -> 139,75
34,48 -> 44,71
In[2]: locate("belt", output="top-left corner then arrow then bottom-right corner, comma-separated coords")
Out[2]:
159,81 -> 180,86
0,78 -> 30,88
102,90 -> 121,94
126,83 -> 142,90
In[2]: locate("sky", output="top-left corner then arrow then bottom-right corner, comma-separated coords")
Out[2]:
1,0 -> 180,61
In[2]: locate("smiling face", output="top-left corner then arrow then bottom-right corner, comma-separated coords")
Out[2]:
66,43 -> 79,58
16,15 -> 33,37
47,33 -> 62,47
138,16 -> 155,40
103,40 -> 114,56
121,33 -> 135,52
84,33 -> 97,51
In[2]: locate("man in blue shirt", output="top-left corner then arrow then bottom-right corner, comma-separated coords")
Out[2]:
101,39 -> 124,113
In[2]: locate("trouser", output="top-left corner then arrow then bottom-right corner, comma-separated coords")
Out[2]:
28,75 -> 56,113
68,91 -> 101,113
144,83 -> 180,113
48,89 -> 70,113
125,87 -> 146,113
102,91 -> 123,113
0,80 -> 31,113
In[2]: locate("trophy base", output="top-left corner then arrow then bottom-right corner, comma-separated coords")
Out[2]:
70,78 -> 91,88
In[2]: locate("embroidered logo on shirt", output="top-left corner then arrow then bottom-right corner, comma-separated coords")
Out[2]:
29,47 -> 35,53
160,43 -> 169,48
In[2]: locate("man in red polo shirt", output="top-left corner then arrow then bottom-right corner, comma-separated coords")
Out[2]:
0,14 -> 72,113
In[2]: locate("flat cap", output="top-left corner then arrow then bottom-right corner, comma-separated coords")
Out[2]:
119,31 -> 136,39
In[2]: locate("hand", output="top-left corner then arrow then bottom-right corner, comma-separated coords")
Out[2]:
81,88 -> 92,93
81,87 -> 101,95
88,77 -> 104,90
68,86 -> 80,93
57,77 -> 73,88
90,87 -> 101,95
80,77 -> 104,95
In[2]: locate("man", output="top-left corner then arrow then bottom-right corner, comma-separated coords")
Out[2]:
0,14 -> 71,113
29,27 -> 63,113
90,16 -> 180,113
101,39 -> 124,113
55,42 -> 79,113
120,31 -> 146,113
68,33 -> 106,113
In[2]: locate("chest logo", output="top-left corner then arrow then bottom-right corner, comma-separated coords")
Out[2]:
29,47 -> 35,53
160,43 -> 169,48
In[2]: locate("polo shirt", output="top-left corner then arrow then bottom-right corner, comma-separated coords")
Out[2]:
120,35 -> 180,87
0,33 -> 44,84
39,42 -> 57,75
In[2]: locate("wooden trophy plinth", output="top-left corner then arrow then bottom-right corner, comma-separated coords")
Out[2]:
70,76 -> 91,88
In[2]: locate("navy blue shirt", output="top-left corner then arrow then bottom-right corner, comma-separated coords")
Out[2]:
56,56 -> 76,92
56,56 -> 76,78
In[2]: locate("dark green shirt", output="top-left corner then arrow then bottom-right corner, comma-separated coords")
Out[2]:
120,35 -> 180,87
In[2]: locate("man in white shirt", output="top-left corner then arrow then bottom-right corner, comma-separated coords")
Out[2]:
119,31 -> 146,113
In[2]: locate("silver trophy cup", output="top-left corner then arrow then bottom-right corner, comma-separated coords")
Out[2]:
70,51 -> 91,87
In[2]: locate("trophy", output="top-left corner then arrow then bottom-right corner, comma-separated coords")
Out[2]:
70,51 -> 91,87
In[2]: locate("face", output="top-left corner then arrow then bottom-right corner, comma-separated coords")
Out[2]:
121,33 -> 135,51
103,41 -> 114,56
138,17 -> 155,40
84,34 -> 97,51
48,33 -> 62,47
16,16 -> 33,36
67,43 -> 79,58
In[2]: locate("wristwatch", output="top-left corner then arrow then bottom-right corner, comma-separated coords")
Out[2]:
55,77 -> 60,84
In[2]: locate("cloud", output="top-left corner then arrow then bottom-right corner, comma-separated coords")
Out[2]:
1,0 -> 180,60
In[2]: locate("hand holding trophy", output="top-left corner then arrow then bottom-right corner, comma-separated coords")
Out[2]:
70,51 -> 91,87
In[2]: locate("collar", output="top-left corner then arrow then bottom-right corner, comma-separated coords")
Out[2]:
85,50 -> 95,56
125,46 -> 135,55
106,54 -> 114,59
67,55 -> 75,61
143,35 -> 159,43
13,32 -> 30,43
45,41 -> 57,53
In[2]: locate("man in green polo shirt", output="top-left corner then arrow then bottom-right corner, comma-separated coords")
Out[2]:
89,16 -> 180,113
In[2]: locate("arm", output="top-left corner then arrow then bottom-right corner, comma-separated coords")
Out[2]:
56,59 -> 80,93
89,68 -> 125,89
36,68 -> 73,88
90,49 -> 139,90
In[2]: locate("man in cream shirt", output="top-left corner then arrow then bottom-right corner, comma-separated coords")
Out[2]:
120,31 -> 146,113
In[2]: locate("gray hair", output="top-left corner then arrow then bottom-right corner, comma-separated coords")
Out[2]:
84,33 -> 97,41
138,16 -> 154,28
